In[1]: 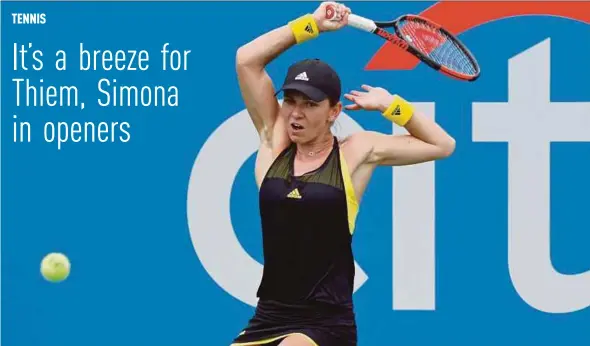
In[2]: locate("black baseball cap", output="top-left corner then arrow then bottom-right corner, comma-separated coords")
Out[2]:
276,59 -> 341,103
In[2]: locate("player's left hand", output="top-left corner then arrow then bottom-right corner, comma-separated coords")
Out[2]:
344,85 -> 395,112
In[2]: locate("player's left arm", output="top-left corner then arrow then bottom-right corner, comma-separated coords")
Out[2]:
344,85 -> 456,166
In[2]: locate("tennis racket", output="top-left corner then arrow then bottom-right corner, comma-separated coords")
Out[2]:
326,5 -> 481,82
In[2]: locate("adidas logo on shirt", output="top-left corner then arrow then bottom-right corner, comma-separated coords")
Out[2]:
287,188 -> 302,199
294,72 -> 309,81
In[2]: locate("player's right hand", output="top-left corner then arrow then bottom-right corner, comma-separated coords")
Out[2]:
313,2 -> 351,32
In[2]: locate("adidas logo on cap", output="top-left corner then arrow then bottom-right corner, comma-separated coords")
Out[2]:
294,72 -> 309,81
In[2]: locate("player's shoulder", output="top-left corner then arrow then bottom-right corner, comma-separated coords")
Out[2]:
338,130 -> 376,148
336,131 -> 377,172
337,131 -> 377,161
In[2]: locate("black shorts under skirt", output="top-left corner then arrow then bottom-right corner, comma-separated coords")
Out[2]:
231,299 -> 357,346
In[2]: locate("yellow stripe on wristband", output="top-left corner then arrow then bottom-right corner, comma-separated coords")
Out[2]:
382,94 -> 414,126
289,14 -> 319,44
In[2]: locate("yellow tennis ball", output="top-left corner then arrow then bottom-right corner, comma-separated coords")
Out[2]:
41,252 -> 71,283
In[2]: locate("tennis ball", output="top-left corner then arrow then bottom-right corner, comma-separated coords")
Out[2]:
40,252 -> 71,283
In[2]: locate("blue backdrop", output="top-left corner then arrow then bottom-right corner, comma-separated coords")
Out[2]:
3,2 -> 589,346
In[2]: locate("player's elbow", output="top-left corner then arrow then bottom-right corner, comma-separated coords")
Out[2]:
236,45 -> 258,70
236,46 -> 249,68
438,137 -> 456,159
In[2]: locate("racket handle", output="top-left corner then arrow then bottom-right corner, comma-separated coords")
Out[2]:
346,14 -> 377,33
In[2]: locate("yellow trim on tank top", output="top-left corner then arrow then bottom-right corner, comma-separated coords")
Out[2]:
231,332 -> 319,346
338,150 -> 359,235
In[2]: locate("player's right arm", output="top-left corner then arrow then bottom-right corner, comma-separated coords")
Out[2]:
235,25 -> 296,156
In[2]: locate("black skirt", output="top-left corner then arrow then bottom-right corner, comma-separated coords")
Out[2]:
231,299 -> 357,346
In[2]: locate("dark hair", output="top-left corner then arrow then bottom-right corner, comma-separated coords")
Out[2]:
283,89 -> 339,107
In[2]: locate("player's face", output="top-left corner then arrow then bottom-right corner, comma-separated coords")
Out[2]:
281,91 -> 340,143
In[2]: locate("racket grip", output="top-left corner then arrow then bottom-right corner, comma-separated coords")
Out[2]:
346,14 -> 377,32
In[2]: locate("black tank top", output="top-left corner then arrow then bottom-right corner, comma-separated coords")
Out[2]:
256,136 -> 359,307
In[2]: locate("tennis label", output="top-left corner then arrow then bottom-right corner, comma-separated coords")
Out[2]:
12,13 -> 46,24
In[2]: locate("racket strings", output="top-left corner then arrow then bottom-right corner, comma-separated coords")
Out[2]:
436,39 -> 476,75
398,20 -> 477,76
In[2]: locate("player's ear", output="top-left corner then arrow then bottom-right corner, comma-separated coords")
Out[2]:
328,101 -> 342,123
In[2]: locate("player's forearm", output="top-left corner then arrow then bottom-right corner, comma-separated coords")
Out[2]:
403,112 -> 456,155
379,95 -> 456,155
236,25 -> 297,70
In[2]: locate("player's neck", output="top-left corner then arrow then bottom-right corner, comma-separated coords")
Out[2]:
296,132 -> 334,160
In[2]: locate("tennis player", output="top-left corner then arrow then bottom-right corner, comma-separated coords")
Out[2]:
231,2 -> 455,345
